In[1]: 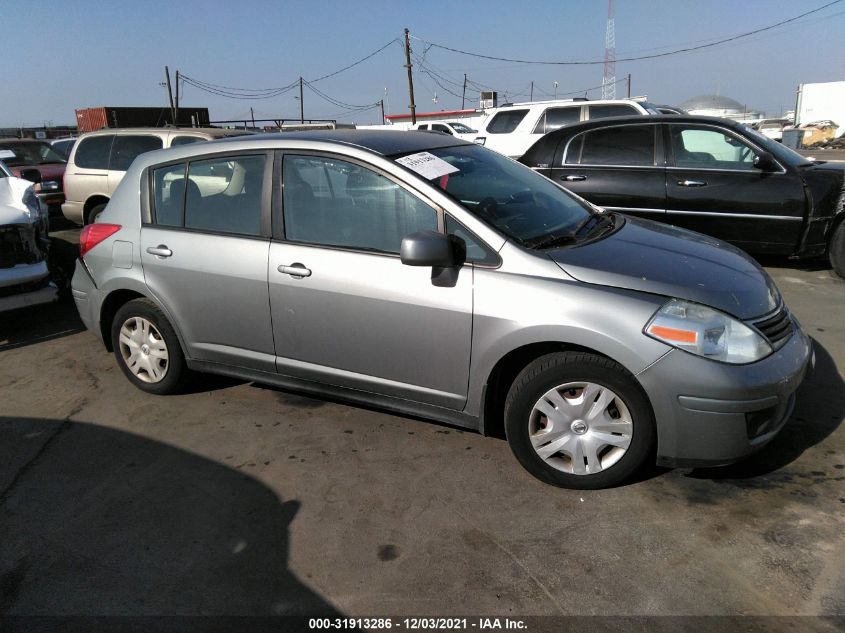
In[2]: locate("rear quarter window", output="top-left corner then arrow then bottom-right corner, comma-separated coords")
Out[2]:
587,104 -> 640,120
170,136 -> 207,147
486,110 -> 529,134
74,135 -> 114,169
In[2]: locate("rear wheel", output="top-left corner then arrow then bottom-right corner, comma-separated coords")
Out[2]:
504,352 -> 655,489
829,220 -> 845,280
86,203 -> 107,225
111,298 -> 189,395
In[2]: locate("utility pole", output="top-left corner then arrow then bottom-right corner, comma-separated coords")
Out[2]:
299,77 -> 304,124
627,73 -> 631,98
380,99 -> 385,125
174,70 -> 180,125
403,28 -> 417,124
250,107 -> 255,129
530,81 -> 534,102
462,73 -> 467,109
164,66 -> 176,124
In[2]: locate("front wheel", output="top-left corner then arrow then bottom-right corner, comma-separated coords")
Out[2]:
829,220 -> 845,280
111,298 -> 189,395
504,352 -> 655,489
86,203 -> 107,225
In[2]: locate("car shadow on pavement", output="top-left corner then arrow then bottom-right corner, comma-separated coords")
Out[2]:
0,301 -> 85,353
687,338 -> 844,481
0,416 -> 343,618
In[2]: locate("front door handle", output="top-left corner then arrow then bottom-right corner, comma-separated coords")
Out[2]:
278,263 -> 312,278
146,245 -> 172,258
677,179 -> 707,187
562,174 -> 587,182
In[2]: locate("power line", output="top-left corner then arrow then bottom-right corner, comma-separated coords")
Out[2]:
412,0 -> 843,65
309,39 -> 400,82
304,81 -> 382,111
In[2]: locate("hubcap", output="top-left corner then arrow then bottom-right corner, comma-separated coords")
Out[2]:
528,381 -> 633,476
119,317 -> 169,384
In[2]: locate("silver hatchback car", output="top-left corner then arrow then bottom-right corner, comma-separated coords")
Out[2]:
71,131 -> 812,488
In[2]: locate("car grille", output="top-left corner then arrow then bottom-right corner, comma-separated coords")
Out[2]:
750,304 -> 793,350
0,224 -> 41,269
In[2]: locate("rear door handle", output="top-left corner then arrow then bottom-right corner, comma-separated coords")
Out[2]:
146,245 -> 172,258
677,179 -> 707,187
278,263 -> 312,278
562,175 -> 587,182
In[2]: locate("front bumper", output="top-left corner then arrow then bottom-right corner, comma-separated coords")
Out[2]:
0,271 -> 58,313
638,320 -> 813,467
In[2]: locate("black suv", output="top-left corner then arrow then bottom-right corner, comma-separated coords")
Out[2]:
519,115 -> 845,277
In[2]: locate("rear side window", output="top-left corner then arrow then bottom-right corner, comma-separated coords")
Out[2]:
110,136 -> 164,171
431,124 -> 452,134
588,104 -> 639,120
486,110 -> 529,134
533,107 -> 581,134
578,125 -> 655,166
74,135 -> 114,169
170,136 -> 207,147
150,154 -> 266,236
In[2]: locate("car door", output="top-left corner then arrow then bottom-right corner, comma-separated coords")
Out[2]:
141,151 -> 276,371
108,135 -> 164,194
268,152 -> 473,409
548,123 -> 666,219
665,123 -> 806,253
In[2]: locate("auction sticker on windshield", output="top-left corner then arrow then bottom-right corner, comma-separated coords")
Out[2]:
396,152 -> 459,180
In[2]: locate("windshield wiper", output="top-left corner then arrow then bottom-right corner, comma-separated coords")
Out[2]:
526,231 -> 578,250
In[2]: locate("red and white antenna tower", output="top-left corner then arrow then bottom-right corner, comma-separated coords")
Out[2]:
602,0 -> 616,100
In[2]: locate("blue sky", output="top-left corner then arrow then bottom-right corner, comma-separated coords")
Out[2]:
2,0 -> 844,127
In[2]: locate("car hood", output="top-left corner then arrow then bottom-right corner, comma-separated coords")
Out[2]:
547,216 -> 780,320
0,177 -> 40,225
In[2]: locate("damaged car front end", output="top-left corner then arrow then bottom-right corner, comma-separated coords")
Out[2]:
0,165 -> 57,312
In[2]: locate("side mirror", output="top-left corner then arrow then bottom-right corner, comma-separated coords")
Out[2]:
20,168 -> 42,183
753,152 -> 778,171
400,231 -> 453,267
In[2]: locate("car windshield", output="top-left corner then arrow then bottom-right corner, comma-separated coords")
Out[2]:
449,122 -> 476,133
0,141 -> 67,166
393,144 -> 593,247
742,126 -> 812,167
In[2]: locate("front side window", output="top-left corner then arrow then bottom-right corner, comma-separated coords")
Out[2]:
671,126 -> 757,170
431,124 -> 453,135
578,125 -> 655,166
486,110 -> 529,134
396,144 -> 591,248
150,155 -> 265,236
449,122 -> 476,133
283,155 -> 437,253
588,104 -> 639,120
110,135 -> 164,171
74,135 -> 114,169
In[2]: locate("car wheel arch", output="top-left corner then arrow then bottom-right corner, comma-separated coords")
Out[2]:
84,195 -> 110,223
479,340 -> 654,440
99,288 -> 188,357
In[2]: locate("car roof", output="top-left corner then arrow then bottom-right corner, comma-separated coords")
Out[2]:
520,114 -> 747,165
78,127 -> 250,138
219,129 -> 470,156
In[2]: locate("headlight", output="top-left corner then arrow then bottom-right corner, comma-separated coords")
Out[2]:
645,299 -> 772,364
39,180 -> 60,192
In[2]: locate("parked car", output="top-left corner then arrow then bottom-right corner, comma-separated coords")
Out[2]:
413,121 -> 478,139
1,162 -> 56,312
519,114 -> 845,277
0,138 -> 67,216
72,130 -> 811,489
62,127 -> 252,225
472,98 -> 660,158
51,137 -> 78,159
753,118 -> 791,142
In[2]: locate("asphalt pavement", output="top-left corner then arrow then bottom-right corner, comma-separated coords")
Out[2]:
1,229 -> 843,624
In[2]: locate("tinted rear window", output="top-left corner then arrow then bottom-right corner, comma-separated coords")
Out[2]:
579,125 -> 655,166
170,136 -> 207,147
74,135 -> 114,169
110,135 -> 164,171
487,110 -> 529,134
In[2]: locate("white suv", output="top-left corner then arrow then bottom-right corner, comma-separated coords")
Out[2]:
473,99 -> 659,158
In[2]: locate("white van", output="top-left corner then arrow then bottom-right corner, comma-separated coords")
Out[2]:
473,99 -> 659,158
411,121 -> 478,140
